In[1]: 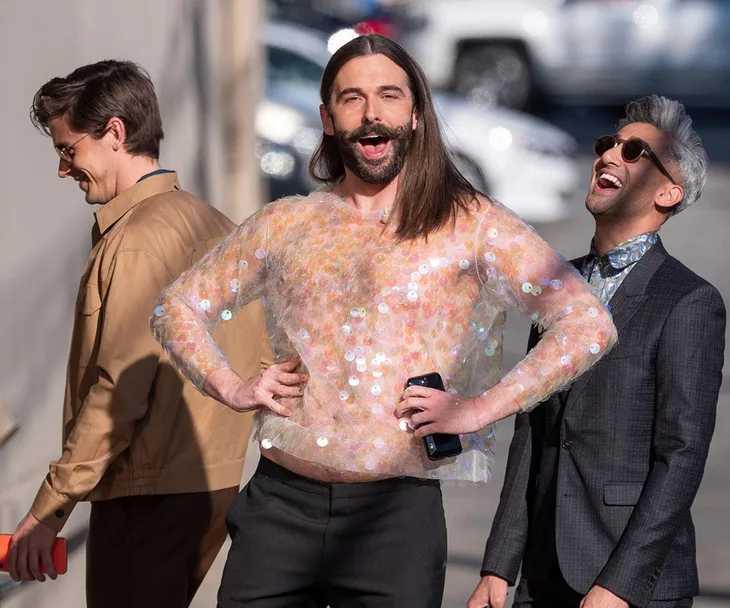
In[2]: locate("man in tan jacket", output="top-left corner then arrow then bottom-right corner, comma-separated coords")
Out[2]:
7,59 -> 274,608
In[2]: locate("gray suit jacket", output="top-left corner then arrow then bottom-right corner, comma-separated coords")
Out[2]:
481,239 -> 726,607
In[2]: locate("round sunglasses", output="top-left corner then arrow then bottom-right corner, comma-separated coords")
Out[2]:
593,135 -> 676,184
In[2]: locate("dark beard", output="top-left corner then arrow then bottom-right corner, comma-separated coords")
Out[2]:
334,121 -> 413,185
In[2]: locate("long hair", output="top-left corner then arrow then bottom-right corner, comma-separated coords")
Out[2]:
309,35 -> 480,241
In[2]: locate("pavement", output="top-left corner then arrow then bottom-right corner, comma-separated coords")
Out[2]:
2,154 -> 729,607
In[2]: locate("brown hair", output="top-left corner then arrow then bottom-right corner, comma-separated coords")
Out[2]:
30,59 -> 164,159
309,34 -> 480,241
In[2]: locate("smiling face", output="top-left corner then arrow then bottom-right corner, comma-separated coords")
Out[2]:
586,122 -> 681,221
320,54 -> 418,185
48,115 -> 117,205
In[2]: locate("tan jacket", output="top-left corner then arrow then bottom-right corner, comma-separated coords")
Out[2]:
31,172 -> 271,532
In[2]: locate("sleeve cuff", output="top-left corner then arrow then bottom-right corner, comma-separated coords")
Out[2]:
29,477 -> 77,533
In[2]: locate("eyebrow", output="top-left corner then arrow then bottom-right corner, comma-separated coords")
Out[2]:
335,85 -> 406,102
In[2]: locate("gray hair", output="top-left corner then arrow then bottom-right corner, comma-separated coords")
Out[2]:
618,94 -> 708,215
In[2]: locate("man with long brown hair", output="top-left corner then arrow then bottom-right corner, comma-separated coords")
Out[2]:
6,60 -> 272,608
151,35 -> 617,607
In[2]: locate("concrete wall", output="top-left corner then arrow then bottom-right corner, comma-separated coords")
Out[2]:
0,0 -> 231,537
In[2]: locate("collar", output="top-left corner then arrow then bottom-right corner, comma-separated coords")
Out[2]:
94,171 -> 180,236
587,231 -> 659,271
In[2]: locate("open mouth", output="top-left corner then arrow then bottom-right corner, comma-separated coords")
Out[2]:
358,134 -> 391,159
594,170 -> 623,193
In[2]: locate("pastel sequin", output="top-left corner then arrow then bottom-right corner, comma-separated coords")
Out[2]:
151,191 -> 616,482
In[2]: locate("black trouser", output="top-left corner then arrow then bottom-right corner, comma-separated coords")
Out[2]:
514,554 -> 693,608
218,457 -> 447,608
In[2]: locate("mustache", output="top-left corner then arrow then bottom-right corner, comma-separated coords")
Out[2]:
345,123 -> 407,144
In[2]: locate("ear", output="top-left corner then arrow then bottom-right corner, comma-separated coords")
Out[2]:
106,117 -> 126,151
411,108 -> 419,131
320,104 -> 335,136
655,183 -> 683,211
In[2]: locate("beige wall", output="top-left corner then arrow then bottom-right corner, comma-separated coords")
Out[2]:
0,0 -> 234,530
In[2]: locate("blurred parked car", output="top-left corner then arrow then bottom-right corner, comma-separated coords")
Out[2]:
261,20 -> 579,222
392,0 -> 730,111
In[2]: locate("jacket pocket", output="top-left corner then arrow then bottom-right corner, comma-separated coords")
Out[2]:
76,284 -> 102,315
603,482 -> 644,506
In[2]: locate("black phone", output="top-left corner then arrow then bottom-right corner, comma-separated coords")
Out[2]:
405,372 -> 463,461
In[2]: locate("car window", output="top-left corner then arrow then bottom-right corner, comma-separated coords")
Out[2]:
267,46 -> 324,85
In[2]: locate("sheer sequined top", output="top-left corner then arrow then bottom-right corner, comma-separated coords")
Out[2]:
151,191 -> 617,483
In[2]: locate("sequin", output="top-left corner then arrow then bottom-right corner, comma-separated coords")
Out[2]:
373,438 -> 385,449
357,363 -> 367,372
550,279 -> 563,290
399,419 -> 409,432
561,355 -> 571,366
297,329 -> 310,340
154,306 -> 165,317
196,299 -> 211,313
261,438 -> 273,450
350,309 -> 360,318
339,390 -> 349,401
485,346 -> 495,356
459,259 -> 470,270
348,376 -> 360,387
429,258 -> 440,268
358,307 -> 367,317
531,286 -> 542,296
588,307 -> 599,318
341,324 -> 352,335
344,351 -> 355,361
317,437 -> 329,447
522,282 -> 533,293
421,263 -> 431,273
356,356 -> 366,366
589,343 -> 601,354
407,291 -> 418,302
371,404 -> 383,415
408,282 -> 420,292
487,228 -> 499,238
484,252 -> 496,263
378,303 -> 389,313
354,346 -> 366,356
410,272 -> 421,282
238,260 -> 248,270
254,248 -> 266,259
221,310 -> 233,321
230,279 -> 240,291
365,461 -> 376,470
371,385 -> 382,396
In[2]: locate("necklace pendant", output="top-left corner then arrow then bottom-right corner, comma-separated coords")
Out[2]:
380,207 -> 390,224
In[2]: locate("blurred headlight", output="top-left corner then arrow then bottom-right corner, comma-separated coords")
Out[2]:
488,127 -> 513,152
293,127 -> 321,156
260,151 -> 296,178
256,101 -> 305,145
328,29 -> 359,54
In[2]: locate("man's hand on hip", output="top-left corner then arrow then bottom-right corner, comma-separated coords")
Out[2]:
580,585 -> 629,608
8,512 -> 58,582
467,574 -> 509,608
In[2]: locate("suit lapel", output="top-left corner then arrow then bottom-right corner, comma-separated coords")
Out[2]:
563,238 -> 668,408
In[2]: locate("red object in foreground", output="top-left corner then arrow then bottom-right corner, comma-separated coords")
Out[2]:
0,535 -> 69,575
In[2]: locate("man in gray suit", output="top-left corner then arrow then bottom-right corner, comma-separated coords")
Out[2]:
468,95 -> 726,608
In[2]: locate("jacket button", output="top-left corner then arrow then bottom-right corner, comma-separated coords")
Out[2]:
562,439 -> 573,450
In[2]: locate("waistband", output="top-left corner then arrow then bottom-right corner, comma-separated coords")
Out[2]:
256,456 -> 440,498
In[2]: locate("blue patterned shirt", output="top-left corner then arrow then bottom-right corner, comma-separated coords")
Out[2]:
582,232 -> 659,306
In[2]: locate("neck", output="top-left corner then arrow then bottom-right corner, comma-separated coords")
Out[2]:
338,169 -> 400,216
592,216 -> 661,256
114,156 -> 162,198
